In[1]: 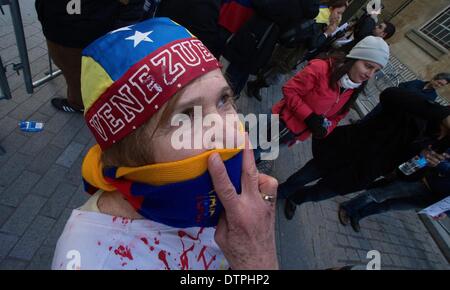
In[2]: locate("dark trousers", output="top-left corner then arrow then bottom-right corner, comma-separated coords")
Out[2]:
254,114 -> 296,163
225,63 -> 250,96
341,179 -> 438,222
278,158 -> 337,201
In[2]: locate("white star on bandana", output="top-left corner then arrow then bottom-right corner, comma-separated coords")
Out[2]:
125,30 -> 154,47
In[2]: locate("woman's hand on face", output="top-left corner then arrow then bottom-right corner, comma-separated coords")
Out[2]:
208,134 -> 279,270
326,15 -> 342,36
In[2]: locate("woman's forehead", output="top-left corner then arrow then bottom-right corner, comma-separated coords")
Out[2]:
176,70 -> 230,104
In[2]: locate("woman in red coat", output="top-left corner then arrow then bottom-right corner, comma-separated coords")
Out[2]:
274,35 -> 389,142
256,36 -> 389,162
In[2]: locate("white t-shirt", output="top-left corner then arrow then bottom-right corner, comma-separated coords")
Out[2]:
52,193 -> 228,270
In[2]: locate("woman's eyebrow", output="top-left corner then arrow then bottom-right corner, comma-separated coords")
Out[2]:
176,86 -> 232,108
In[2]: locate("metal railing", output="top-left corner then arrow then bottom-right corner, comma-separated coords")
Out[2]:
0,0 -> 61,101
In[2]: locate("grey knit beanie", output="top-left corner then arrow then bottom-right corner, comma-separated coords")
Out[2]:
347,36 -> 390,68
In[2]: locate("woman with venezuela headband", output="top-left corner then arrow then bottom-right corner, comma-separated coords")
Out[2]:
51,18 -> 278,270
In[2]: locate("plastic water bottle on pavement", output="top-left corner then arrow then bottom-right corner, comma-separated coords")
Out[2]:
19,121 -> 44,133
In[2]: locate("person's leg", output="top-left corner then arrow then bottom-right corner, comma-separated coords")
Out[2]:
246,73 -> 269,101
246,45 -> 289,100
46,40 -> 84,111
216,26 -> 232,59
343,180 -> 431,225
225,63 -> 250,96
357,195 -> 435,222
278,159 -> 326,200
358,103 -> 383,124
254,112 -> 294,162
284,178 -> 339,220
288,180 -> 339,205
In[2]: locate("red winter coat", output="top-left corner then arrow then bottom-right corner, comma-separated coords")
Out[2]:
272,58 -> 355,143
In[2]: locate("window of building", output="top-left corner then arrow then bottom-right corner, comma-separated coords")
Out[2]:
420,5 -> 450,50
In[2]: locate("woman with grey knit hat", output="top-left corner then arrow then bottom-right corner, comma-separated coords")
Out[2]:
255,36 -> 389,162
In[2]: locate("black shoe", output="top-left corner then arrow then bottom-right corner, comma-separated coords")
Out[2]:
246,80 -> 263,101
284,198 -> 297,220
51,98 -> 84,113
338,205 -> 350,226
350,217 -> 361,232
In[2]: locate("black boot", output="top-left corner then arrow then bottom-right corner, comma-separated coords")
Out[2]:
284,198 -> 297,220
246,78 -> 267,101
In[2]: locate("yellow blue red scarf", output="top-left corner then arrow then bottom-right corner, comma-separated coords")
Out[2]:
82,145 -> 243,228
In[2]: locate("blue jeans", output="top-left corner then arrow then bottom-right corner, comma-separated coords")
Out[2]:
341,179 -> 437,222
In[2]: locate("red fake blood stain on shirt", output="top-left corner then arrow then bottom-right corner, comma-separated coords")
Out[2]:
108,246 -> 112,251
179,243 -> 195,270
141,237 -> 155,252
158,250 -> 171,270
97,241 -> 101,246
122,262 -> 128,267
178,227 -> 204,241
154,237 -> 160,245
197,246 -> 216,270
141,237 -> 149,245
112,216 -> 118,223
114,245 -> 134,260
177,228 -> 205,270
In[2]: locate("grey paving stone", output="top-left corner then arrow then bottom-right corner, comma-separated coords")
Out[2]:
31,164 -> 68,198
0,132 -> 29,165
27,245 -> 54,270
42,110 -> 73,133
17,130 -> 55,156
7,96 -> 45,120
0,116 -> 19,140
66,185 -> 89,209
44,208 -> 72,247
39,183 -> 78,219
0,100 -> 18,121
1,194 -> 47,236
50,117 -> 85,149
0,204 -> 14,228
27,144 -> 65,175
65,156 -> 84,186
0,170 -> 41,207
344,248 -> 361,263
0,232 -> 19,260
72,125 -> 93,145
0,258 -> 28,270
55,142 -> 84,168
0,152 -> 33,187
335,233 -> 349,247
9,215 -> 55,261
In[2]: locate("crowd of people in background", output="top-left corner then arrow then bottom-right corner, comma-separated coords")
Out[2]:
33,0 -> 450,270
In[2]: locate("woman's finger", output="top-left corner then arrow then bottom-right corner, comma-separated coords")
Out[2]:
258,174 -> 278,198
241,133 -> 260,198
208,153 -> 239,215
